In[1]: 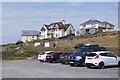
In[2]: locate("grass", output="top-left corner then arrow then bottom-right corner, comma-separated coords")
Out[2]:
2,31 -> 120,60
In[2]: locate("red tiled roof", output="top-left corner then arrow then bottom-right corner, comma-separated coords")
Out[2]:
41,21 -> 71,31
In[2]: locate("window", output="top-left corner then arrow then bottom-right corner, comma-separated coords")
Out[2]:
107,53 -> 116,57
32,36 -> 34,38
83,25 -> 86,27
87,53 -> 97,57
56,34 -> 57,37
100,53 -> 108,56
105,24 -> 107,26
100,53 -> 117,58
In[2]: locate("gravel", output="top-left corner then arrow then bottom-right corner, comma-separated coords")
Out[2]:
2,59 -> 119,78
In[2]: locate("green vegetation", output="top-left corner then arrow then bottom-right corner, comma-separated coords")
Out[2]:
2,31 -> 120,60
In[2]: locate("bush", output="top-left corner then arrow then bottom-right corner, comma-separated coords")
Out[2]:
16,41 -> 23,45
15,52 -> 27,59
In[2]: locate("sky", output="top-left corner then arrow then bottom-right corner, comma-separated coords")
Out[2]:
2,2 -> 118,44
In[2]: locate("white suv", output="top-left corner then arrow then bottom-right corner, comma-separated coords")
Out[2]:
85,51 -> 120,69
38,51 -> 54,62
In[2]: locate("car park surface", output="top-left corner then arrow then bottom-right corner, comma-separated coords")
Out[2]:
2,59 -> 119,78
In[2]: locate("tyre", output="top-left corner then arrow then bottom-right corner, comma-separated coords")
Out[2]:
50,61 -> 53,63
86,65 -> 91,68
61,62 -> 65,64
39,60 -> 43,62
81,62 -> 85,67
118,61 -> 120,67
98,62 -> 104,69
74,63 -> 79,67
70,64 -> 74,66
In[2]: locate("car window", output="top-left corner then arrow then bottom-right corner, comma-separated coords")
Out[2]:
107,53 -> 116,57
100,53 -> 108,56
100,53 -> 117,58
91,47 -> 107,52
87,53 -> 97,57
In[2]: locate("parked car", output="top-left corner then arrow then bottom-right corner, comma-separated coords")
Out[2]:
68,42 -> 107,67
46,52 -> 63,63
85,51 -> 120,69
59,52 -> 73,64
38,51 -> 54,62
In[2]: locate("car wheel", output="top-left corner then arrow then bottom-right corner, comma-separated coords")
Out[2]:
70,64 -> 74,66
39,60 -> 43,62
98,62 -> 104,69
81,62 -> 85,67
86,65 -> 91,69
50,61 -> 53,63
118,61 -> 120,67
61,62 -> 65,64
74,63 -> 78,67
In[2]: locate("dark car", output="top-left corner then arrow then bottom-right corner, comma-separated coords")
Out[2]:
68,42 -> 107,67
46,52 -> 63,63
59,52 -> 73,64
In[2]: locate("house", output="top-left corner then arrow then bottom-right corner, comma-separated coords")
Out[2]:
39,20 -> 75,39
21,30 -> 40,42
79,18 -> 114,35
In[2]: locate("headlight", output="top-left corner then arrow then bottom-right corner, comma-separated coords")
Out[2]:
76,56 -> 82,60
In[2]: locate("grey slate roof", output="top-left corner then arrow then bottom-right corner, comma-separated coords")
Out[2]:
22,30 -> 40,36
80,19 -> 114,26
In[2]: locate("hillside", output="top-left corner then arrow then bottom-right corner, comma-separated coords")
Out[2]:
2,31 -> 120,60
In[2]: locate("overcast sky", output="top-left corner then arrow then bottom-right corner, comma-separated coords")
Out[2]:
2,2 -> 118,44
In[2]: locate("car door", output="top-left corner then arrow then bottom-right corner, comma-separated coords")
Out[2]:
107,53 -> 118,65
100,53 -> 111,65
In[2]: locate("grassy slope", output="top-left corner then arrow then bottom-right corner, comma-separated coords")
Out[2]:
2,31 -> 120,58
57,35 -> 118,48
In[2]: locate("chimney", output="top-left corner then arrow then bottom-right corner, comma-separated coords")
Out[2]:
91,18 -> 94,21
62,20 -> 65,24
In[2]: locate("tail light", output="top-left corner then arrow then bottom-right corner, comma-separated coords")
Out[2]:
94,55 -> 99,59
64,56 -> 67,58
51,56 -> 54,58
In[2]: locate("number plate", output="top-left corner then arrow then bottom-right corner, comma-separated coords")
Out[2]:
87,58 -> 93,60
69,61 -> 74,63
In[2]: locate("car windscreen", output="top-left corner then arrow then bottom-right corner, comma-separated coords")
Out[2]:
73,47 -> 88,54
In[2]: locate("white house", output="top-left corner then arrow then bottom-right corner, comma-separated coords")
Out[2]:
76,18 -> 115,35
21,30 -> 40,42
39,20 -> 75,39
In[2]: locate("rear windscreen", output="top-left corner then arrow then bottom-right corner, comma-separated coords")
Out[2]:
60,53 -> 69,56
87,53 -> 97,57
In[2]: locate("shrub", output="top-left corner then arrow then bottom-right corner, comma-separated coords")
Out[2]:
15,52 -> 27,59
16,41 -> 23,45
